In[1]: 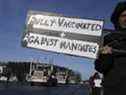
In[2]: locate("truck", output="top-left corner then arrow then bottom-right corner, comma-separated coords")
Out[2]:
26,63 -> 51,86
26,62 -> 80,86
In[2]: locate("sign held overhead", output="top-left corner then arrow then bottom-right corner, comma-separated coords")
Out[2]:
22,10 -> 104,59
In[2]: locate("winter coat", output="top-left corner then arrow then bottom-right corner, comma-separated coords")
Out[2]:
95,31 -> 126,95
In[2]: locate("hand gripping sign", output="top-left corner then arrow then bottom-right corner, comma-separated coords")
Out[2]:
22,11 -> 104,59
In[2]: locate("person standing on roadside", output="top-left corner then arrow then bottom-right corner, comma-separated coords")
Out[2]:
95,1 -> 126,95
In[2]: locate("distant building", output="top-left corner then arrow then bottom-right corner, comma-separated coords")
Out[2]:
0,61 -> 82,85
0,63 -> 7,81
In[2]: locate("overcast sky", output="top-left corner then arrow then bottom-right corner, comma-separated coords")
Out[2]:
0,0 -> 125,80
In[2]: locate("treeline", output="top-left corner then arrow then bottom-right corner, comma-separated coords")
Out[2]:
0,61 -> 30,82
0,61 -> 82,83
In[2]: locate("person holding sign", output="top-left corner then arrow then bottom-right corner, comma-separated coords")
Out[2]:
89,72 -> 102,95
95,1 -> 126,95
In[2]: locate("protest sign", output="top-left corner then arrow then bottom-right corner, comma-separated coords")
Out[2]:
22,11 -> 104,59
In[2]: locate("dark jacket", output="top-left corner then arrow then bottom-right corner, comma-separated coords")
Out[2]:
95,31 -> 126,95
95,2 -> 126,95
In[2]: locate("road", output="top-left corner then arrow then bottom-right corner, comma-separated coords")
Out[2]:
0,83 -> 89,95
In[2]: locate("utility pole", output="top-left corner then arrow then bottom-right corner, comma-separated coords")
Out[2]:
29,58 -> 33,76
